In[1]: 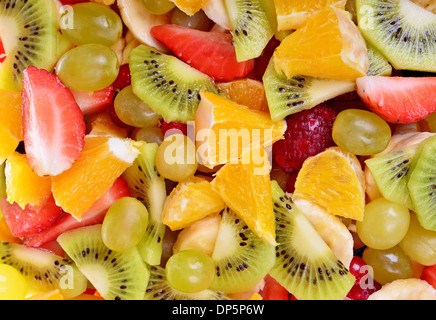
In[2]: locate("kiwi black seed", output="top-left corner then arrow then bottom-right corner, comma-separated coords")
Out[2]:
57,224 -> 150,300
356,0 -> 436,72
366,42 -> 393,76
0,241 -> 88,298
0,0 -> 58,90
263,58 -> 355,122
144,265 -> 229,300
408,135 -> 436,231
129,44 -> 221,123
123,142 -> 167,266
269,180 -> 355,300
209,207 -> 276,294
365,144 -> 420,209
224,0 -> 274,62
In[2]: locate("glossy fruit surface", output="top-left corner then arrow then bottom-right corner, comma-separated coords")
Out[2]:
171,7 -> 213,31
0,264 -> 27,300
142,0 -> 175,15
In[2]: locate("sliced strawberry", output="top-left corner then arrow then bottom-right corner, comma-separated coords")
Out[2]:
71,85 -> 115,116
258,274 -> 289,300
151,24 -> 255,82
356,76 -> 436,124
0,39 -> 6,63
22,66 -> 86,176
421,265 -> 436,290
112,64 -> 131,92
0,195 -> 64,238
23,177 -> 131,248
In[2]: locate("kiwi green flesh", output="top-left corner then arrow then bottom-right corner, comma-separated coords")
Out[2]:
365,145 -> 418,210
210,208 -> 276,294
144,265 -> 229,300
224,0 -> 274,62
356,0 -> 436,72
366,42 -> 392,76
269,181 -> 355,300
57,224 -> 150,300
408,135 -> 436,231
263,59 -> 355,122
0,0 -> 58,90
123,143 -> 167,266
0,241 -> 87,298
129,45 -> 221,123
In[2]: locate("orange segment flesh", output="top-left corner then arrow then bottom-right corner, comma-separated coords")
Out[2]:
293,147 -> 365,221
273,6 -> 369,81
51,134 -> 143,220
26,290 -> 64,300
0,89 -> 22,164
162,176 -> 225,231
274,0 -> 347,30
170,0 -> 208,15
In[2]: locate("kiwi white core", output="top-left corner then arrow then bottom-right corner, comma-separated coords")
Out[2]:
399,0 -> 436,25
0,17 -> 18,54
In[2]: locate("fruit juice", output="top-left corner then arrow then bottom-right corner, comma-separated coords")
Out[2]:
0,0 -> 435,301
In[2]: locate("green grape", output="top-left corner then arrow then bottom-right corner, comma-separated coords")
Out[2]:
60,2 -> 123,47
133,126 -> 164,145
114,86 -> 161,128
56,44 -> 119,91
356,198 -> 410,250
0,162 -> 5,198
171,7 -> 214,31
399,213 -> 436,266
165,249 -> 215,293
142,0 -> 175,15
332,109 -> 391,156
0,264 -> 28,300
155,134 -> 198,182
102,197 -> 149,252
362,246 -> 414,285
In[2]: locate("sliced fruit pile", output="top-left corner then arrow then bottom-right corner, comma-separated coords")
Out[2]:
0,0 -> 436,301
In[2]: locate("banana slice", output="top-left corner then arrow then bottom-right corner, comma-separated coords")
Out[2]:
203,0 -> 232,30
117,0 -> 171,53
110,37 -> 125,65
292,198 -> 354,268
368,278 -> 436,300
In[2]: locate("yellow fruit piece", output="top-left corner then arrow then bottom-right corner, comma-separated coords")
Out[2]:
162,177 -> 225,231
52,134 -> 143,220
273,6 -> 369,81
170,0 -> 208,15
195,91 -> 286,169
249,293 -> 263,300
293,147 -> 365,221
5,152 -> 52,209
274,0 -> 347,30
27,289 -> 64,300
211,157 -> 276,246
0,60 -> 20,91
0,89 -> 22,164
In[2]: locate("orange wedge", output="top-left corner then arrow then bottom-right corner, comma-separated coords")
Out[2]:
0,89 -> 22,164
27,289 -> 64,300
51,134 -> 143,220
293,147 -> 366,221
274,0 -> 347,30
195,91 -> 286,169
170,0 -> 208,15
162,176 -> 225,231
273,6 -> 369,81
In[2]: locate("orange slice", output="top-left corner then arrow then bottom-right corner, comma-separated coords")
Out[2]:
273,6 -> 369,81
0,89 -> 22,164
293,147 -> 366,221
27,290 -> 64,300
162,176 -> 225,231
170,0 -> 208,15
51,134 -> 143,220
217,79 -> 269,113
5,152 -> 52,209
274,0 -> 347,30
195,91 -> 286,169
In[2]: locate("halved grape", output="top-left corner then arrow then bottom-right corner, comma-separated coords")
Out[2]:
142,0 -> 175,15
0,264 -> 27,300
133,126 -> 164,145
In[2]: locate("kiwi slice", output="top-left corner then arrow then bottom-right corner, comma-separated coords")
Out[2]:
408,135 -> 436,231
123,142 -> 167,266
365,144 -> 419,209
366,42 -> 393,76
269,180 -> 355,300
144,265 -> 229,300
0,241 -> 87,298
224,0 -> 274,62
263,58 -> 355,122
356,0 -> 436,72
129,44 -> 221,123
209,207 -> 276,294
57,224 -> 150,300
0,0 -> 58,90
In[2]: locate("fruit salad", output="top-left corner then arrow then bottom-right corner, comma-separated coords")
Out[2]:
0,0 -> 436,301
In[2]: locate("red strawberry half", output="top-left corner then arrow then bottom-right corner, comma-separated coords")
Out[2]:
151,24 -> 255,82
71,85 -> 115,116
356,76 -> 436,124
22,66 -> 86,176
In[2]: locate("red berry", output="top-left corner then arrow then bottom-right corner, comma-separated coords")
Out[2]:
160,120 -> 188,137
258,275 -> 289,300
285,173 -> 298,194
421,264 -> 436,290
346,256 -> 381,300
112,64 -> 131,92
273,104 -> 337,174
